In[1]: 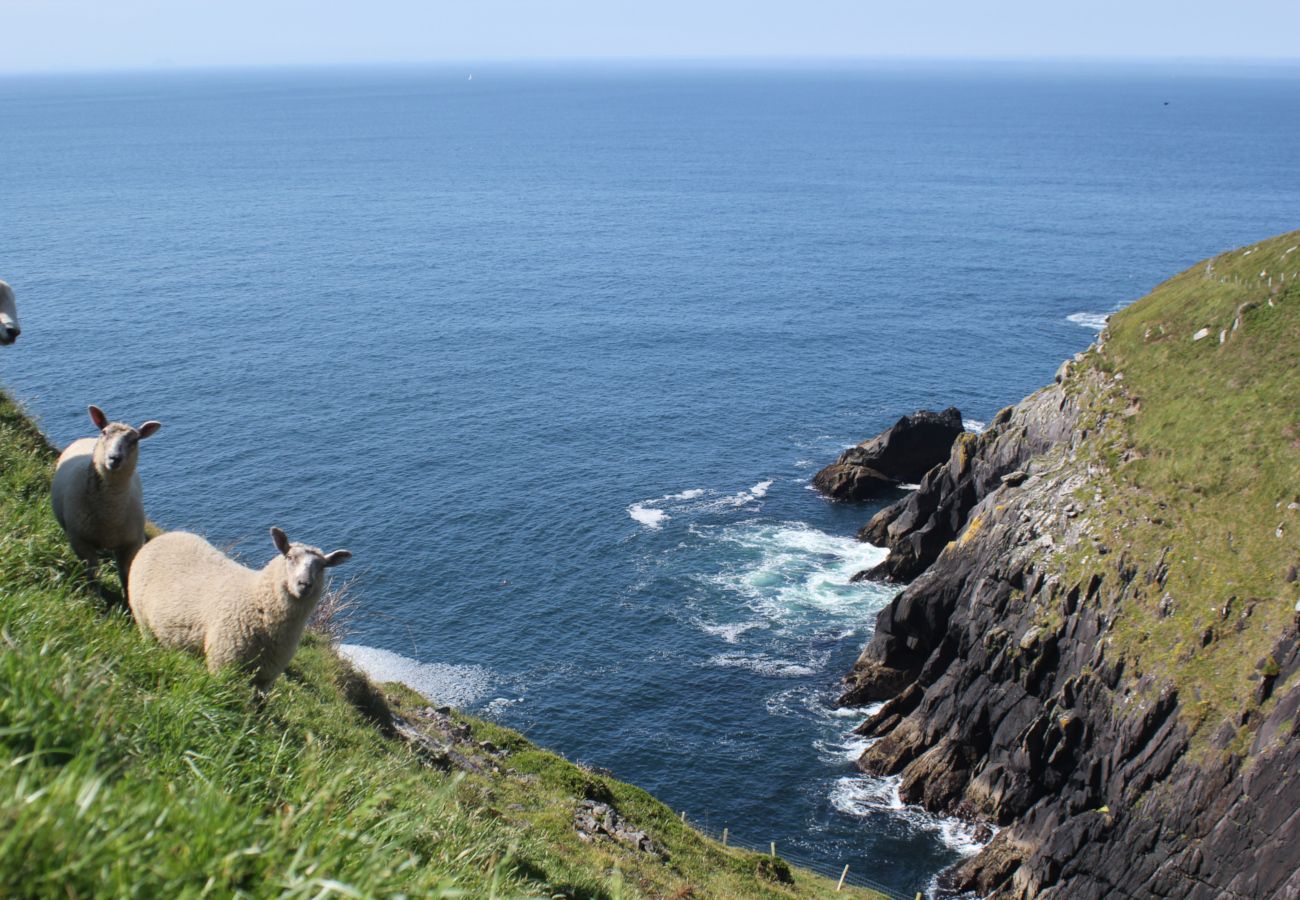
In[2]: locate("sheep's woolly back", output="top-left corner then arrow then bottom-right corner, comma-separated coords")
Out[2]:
129,532 -> 326,689
50,437 -> 146,556
129,532 -> 246,650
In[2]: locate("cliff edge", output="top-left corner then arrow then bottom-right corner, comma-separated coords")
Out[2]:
0,389 -> 880,899
841,231 -> 1300,898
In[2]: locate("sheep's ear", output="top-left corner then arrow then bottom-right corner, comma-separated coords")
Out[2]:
88,405 -> 108,430
270,527 -> 291,555
137,421 -> 162,439
323,550 -> 352,567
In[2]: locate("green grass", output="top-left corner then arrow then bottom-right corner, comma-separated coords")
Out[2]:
1054,230 -> 1300,753
0,389 -> 880,898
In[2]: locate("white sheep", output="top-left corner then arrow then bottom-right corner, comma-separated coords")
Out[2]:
51,405 -> 162,592
128,527 -> 351,690
0,280 -> 20,345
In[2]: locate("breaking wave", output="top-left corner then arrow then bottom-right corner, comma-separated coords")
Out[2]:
829,775 -> 994,857
698,522 -> 894,625
628,481 -> 775,529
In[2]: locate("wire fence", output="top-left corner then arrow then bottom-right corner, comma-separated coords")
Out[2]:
682,816 -> 921,900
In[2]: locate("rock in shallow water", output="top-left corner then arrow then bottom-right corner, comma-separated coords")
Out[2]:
812,407 -> 965,501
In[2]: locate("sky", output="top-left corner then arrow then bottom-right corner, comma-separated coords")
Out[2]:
2,0 -> 1299,74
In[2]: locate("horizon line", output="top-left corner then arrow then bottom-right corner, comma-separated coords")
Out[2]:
2,53 -> 1299,79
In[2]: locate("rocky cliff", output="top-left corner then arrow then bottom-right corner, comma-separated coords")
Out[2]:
840,231 -> 1300,899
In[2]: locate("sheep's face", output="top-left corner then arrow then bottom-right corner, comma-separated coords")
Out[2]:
0,284 -> 18,345
270,527 -> 351,601
88,406 -> 162,473
100,424 -> 142,472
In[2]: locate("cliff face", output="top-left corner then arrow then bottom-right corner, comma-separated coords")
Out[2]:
841,232 -> 1300,899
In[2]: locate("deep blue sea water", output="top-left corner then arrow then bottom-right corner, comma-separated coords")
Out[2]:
2,62 -> 1298,895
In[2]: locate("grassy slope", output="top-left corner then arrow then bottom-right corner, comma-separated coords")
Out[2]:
0,392 -> 879,899
1062,229 -> 1300,752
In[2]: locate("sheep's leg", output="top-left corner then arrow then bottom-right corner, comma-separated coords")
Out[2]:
204,633 -> 236,673
114,541 -> 142,594
68,537 -> 100,583
107,544 -> 140,612
69,539 -> 120,609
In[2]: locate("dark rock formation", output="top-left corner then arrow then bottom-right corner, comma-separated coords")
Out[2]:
812,407 -> 964,501
853,379 -> 1079,583
838,347 -> 1300,898
574,799 -> 665,858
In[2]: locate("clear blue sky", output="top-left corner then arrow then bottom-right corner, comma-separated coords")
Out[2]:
3,0 -> 1298,74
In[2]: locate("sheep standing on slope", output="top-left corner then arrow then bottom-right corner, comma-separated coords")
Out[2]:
0,280 -> 20,345
51,405 -> 162,593
128,527 -> 351,690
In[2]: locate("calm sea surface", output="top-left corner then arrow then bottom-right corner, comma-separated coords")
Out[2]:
3,63 -> 1298,895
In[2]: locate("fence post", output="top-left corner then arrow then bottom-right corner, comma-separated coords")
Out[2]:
679,811 -> 686,823
836,864 -> 849,891
722,827 -> 728,847
770,841 -> 776,858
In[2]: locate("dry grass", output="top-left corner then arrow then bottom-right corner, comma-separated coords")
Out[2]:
308,576 -> 361,645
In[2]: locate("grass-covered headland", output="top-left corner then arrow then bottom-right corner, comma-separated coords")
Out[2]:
1065,229 -> 1300,746
0,391 -> 880,899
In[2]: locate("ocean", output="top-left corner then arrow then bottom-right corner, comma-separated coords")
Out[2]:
2,61 -> 1297,896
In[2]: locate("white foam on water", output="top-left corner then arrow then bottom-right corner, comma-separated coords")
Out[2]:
811,704 -> 885,762
702,522 -> 894,625
963,418 -> 986,434
706,651 -> 818,677
706,481 -> 775,510
937,816 -> 995,857
1067,311 -> 1110,330
899,482 -> 922,490
831,701 -> 884,719
763,686 -> 807,717
483,696 -> 524,716
841,735 -> 876,761
628,503 -> 669,529
831,774 -> 906,814
830,774 -> 995,857
338,644 -> 494,708
628,481 -> 773,529
814,731 -> 877,764
699,620 -> 768,643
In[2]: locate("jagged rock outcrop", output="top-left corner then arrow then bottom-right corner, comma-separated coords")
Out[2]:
838,233 -> 1300,899
574,799 -> 666,858
852,379 -> 1080,583
839,366 -> 1096,703
813,408 -> 964,501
